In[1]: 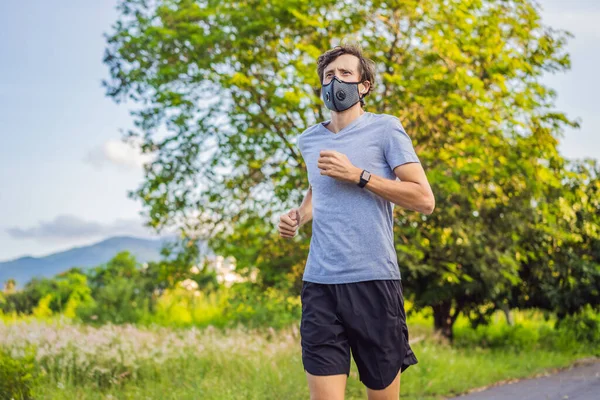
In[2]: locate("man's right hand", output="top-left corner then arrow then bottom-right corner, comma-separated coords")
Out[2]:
279,208 -> 301,238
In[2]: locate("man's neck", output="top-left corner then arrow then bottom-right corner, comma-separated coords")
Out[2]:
325,105 -> 365,133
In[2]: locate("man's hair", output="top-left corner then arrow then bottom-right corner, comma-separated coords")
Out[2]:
317,43 -> 376,108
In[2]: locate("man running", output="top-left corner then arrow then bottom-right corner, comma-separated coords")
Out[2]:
279,43 -> 435,400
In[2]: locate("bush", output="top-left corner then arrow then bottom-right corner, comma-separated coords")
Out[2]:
149,286 -> 229,328
451,306 -> 600,354
454,322 -> 540,350
77,278 -> 149,324
556,305 -> 600,344
31,294 -> 53,320
0,346 -> 39,400
543,305 -> 600,355
222,282 -> 301,329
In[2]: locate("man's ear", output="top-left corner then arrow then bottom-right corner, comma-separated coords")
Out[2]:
360,81 -> 371,96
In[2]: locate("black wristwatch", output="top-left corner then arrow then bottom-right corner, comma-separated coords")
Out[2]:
357,169 -> 371,188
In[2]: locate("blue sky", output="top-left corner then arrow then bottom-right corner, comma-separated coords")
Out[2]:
0,0 -> 598,262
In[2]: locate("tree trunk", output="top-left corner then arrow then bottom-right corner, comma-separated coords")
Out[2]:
501,303 -> 513,326
432,301 -> 456,341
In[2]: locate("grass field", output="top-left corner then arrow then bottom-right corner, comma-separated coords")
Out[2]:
2,308 -> 598,400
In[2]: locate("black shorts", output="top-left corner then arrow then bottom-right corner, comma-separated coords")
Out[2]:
300,279 -> 418,390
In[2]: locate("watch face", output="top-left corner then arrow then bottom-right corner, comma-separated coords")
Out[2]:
362,171 -> 371,180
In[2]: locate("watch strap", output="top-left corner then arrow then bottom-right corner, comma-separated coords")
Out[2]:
357,169 -> 370,188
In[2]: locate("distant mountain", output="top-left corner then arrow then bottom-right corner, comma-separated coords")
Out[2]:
0,235 -> 206,289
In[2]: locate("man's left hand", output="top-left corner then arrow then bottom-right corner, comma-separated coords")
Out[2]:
317,150 -> 361,184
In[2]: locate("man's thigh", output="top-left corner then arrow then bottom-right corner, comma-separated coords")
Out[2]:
366,368 -> 401,400
306,370 -> 347,400
301,281 -> 351,398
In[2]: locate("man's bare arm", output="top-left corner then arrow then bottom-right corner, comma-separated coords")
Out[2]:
351,163 -> 435,214
317,150 -> 434,215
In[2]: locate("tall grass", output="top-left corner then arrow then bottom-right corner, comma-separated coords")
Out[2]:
1,305 -> 598,400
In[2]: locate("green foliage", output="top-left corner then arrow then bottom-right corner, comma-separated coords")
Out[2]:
79,252 -> 152,324
451,306 -> 600,355
222,282 -> 302,329
1,250 -> 221,326
31,294 -> 53,320
78,277 -> 150,324
63,290 -> 85,319
150,286 -> 229,328
0,268 -> 94,317
553,305 -> 600,350
0,346 -> 39,400
455,320 -> 543,350
514,160 -> 600,317
73,250 -> 217,325
102,0 -> 595,341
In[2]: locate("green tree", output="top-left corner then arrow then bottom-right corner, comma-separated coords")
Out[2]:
2,277 -> 55,315
104,0 -> 580,339
143,239 -> 220,313
0,269 -> 94,316
514,159 -> 600,317
81,251 -> 149,323
3,278 -> 16,294
80,250 -> 216,323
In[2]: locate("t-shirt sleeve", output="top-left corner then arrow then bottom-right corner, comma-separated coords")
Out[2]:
296,132 -> 304,158
383,117 -> 420,171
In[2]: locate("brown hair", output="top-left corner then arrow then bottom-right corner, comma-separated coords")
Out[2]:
317,43 -> 376,108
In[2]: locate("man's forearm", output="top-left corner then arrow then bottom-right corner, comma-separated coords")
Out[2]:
350,168 -> 434,214
298,185 -> 313,227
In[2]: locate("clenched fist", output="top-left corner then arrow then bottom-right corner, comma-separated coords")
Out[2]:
279,208 -> 301,238
317,150 -> 361,184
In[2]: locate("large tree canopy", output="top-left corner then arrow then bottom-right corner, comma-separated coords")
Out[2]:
104,0 -> 596,339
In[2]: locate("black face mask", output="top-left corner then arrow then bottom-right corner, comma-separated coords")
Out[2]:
321,76 -> 363,112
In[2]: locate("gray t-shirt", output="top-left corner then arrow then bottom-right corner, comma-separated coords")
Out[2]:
297,111 -> 420,284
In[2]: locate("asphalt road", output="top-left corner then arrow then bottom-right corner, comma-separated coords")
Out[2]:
450,359 -> 600,400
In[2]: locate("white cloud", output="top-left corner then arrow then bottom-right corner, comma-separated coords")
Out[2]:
84,137 -> 155,171
6,214 -> 157,241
